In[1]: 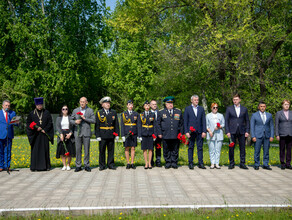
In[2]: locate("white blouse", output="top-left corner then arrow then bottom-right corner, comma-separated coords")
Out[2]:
61,116 -> 70,130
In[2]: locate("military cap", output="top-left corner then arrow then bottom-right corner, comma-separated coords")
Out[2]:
127,100 -> 133,104
99,96 -> 111,104
163,96 -> 175,103
143,100 -> 149,105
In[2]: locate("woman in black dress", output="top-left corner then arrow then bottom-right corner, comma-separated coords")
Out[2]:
138,101 -> 157,169
56,105 -> 75,170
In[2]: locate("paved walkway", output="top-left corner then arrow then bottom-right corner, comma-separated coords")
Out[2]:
0,166 -> 291,215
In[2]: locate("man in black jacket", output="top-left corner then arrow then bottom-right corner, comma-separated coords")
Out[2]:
95,96 -> 119,170
157,96 -> 184,169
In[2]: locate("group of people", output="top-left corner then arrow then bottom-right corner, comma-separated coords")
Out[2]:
0,94 -> 291,172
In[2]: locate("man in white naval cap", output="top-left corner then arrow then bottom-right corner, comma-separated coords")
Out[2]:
95,96 -> 120,170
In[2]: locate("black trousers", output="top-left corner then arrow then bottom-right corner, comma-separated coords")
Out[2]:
99,138 -> 115,168
229,129 -> 246,166
151,137 -> 162,166
163,139 -> 179,167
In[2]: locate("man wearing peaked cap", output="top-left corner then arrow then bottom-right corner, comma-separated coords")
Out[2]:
157,96 -> 184,169
99,96 -> 111,105
95,96 -> 119,170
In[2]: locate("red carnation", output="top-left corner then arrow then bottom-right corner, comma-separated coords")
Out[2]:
229,142 -> 235,147
29,121 -> 38,130
64,152 -> 70,156
156,143 -> 162,149
181,134 -> 187,143
177,133 -> 182,140
130,131 -> 134,135
190,126 -> 196,132
217,123 -> 221,128
152,134 -> 157,139
76,112 -> 83,115
113,132 -> 118,136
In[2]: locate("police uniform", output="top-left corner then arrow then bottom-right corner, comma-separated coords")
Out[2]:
138,110 -> 156,150
121,109 -> 139,147
95,97 -> 119,170
157,96 -> 184,168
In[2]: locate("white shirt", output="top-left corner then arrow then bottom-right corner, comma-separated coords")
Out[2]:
61,116 -> 70,130
192,104 -> 198,117
151,110 -> 157,119
212,112 -> 218,123
234,105 -> 240,117
260,111 -> 266,124
2,109 -> 7,121
104,108 -> 109,115
80,107 -> 86,115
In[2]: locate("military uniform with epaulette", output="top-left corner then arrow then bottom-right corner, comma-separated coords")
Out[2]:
157,96 -> 184,168
95,97 -> 119,170
138,110 -> 157,150
121,110 -> 139,147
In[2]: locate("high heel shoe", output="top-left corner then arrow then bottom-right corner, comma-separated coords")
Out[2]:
144,166 -> 148,169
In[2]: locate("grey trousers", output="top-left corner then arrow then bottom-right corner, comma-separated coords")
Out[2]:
75,136 -> 91,168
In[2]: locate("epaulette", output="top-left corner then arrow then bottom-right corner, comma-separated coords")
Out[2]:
159,108 -> 164,111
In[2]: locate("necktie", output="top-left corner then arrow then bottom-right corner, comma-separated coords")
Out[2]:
5,112 -> 8,123
262,113 -> 266,124
169,110 -> 173,116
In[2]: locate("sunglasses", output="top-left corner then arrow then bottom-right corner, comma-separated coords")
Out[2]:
213,107 -> 218,109
62,108 -> 68,111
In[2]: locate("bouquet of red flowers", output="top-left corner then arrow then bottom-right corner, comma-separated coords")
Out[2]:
178,133 -> 189,145
125,130 -> 134,139
152,134 -> 157,140
217,123 -> 221,128
56,131 -> 69,156
229,138 -> 235,147
29,121 -> 51,141
190,126 -> 196,133
156,143 -> 162,149
113,132 -> 119,137
76,112 -> 83,136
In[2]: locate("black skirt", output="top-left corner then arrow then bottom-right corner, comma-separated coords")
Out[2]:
141,136 -> 154,150
124,135 -> 137,147
56,130 -> 76,158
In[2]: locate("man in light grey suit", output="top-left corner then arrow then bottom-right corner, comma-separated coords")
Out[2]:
71,97 -> 95,172
250,101 -> 274,170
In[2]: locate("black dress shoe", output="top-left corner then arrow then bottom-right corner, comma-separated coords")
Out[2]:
286,165 -> 292,169
228,165 -> 235,169
281,164 -> 285,170
240,164 -> 249,169
189,164 -> 194,170
131,164 -> 136,169
198,164 -> 206,169
148,166 -> 152,169
144,166 -> 148,169
172,165 -> 178,169
254,166 -> 259,170
126,164 -> 131,169
262,166 -> 272,170
99,167 -> 106,171
74,167 -> 82,172
165,165 -> 171,169
85,167 -> 91,172
109,166 -> 117,170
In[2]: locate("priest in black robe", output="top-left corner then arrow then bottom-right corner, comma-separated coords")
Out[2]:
26,97 -> 54,171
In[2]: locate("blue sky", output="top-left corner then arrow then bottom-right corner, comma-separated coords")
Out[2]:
106,0 -> 117,11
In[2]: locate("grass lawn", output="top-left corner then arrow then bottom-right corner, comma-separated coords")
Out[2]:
1,208 -> 292,219
10,136 -> 281,169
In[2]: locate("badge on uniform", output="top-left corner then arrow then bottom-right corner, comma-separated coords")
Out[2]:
112,116 -> 115,120
174,114 -> 180,120
134,116 -> 137,120
163,114 -> 167,119
149,117 -> 154,121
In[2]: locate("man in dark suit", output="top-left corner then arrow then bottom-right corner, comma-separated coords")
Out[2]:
225,94 -> 250,169
250,101 -> 274,170
0,100 -> 17,172
150,99 -> 162,167
184,95 -> 207,169
71,97 -> 96,172
95,96 -> 119,170
157,96 -> 184,169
